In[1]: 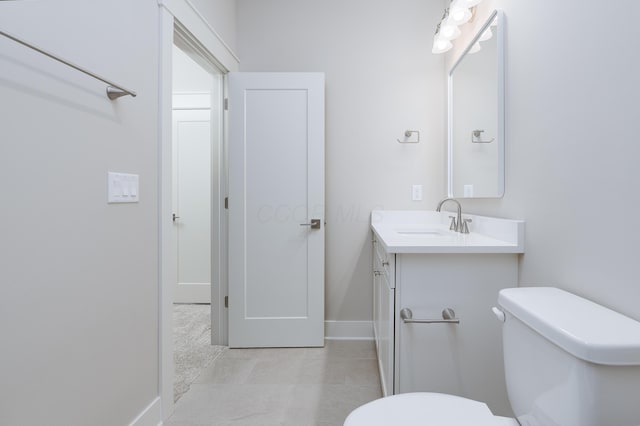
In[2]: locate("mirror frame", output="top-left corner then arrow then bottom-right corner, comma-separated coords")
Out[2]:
447,9 -> 505,198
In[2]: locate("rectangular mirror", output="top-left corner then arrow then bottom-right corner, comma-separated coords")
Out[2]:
448,9 -> 504,198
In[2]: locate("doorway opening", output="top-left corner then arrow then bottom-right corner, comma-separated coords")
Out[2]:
158,3 -> 238,418
171,29 -> 226,403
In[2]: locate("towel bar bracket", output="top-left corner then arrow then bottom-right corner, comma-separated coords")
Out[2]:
400,307 -> 460,324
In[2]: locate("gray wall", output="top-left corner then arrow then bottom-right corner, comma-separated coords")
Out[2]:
448,1 -> 640,322
3,0 -> 637,422
237,0 -> 640,326
0,0 -> 235,424
191,0 -> 237,53
236,0 -> 447,322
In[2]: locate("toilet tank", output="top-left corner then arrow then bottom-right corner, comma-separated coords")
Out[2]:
498,287 -> 640,426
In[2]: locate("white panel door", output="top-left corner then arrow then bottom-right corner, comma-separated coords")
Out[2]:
228,72 -> 324,348
172,108 -> 211,303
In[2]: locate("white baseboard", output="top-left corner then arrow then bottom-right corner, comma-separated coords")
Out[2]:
324,320 -> 373,340
129,397 -> 162,426
173,282 -> 211,303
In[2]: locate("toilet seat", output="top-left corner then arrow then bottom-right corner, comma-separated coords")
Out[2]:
344,392 -> 518,426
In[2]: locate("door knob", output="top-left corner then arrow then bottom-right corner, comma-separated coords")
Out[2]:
299,219 -> 321,229
172,213 -> 180,222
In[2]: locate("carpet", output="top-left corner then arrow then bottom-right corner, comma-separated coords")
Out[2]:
173,304 -> 226,402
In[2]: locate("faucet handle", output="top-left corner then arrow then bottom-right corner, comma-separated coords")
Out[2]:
461,218 -> 472,234
448,215 -> 457,231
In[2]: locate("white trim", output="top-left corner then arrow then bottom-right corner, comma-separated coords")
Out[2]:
158,7 -> 176,421
173,90 -> 212,95
172,92 -> 211,109
158,0 -> 240,71
173,282 -> 212,303
324,321 -> 374,340
158,1 -> 237,421
128,397 -> 162,426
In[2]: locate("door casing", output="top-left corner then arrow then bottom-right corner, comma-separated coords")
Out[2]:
158,1 -> 239,418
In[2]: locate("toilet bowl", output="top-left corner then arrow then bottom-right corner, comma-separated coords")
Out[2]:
345,287 -> 640,426
344,392 -> 517,426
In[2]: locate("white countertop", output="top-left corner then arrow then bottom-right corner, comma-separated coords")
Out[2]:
371,210 -> 525,254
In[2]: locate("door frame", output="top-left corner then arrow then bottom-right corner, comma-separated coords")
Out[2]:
158,0 -> 238,419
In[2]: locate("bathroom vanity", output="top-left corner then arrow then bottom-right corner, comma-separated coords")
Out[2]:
371,210 -> 524,416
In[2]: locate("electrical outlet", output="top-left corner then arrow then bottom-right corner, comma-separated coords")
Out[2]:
464,184 -> 474,197
412,184 -> 423,201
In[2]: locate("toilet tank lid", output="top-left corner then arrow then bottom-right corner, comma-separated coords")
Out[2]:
498,287 -> 640,365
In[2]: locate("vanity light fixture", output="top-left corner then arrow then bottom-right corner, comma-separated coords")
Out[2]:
456,0 -> 482,8
432,0 -> 484,55
448,2 -> 472,26
432,22 -> 454,54
432,10 -> 457,54
440,17 -> 461,40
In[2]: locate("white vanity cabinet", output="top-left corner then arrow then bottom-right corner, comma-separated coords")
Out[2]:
372,237 -> 395,396
371,210 -> 524,416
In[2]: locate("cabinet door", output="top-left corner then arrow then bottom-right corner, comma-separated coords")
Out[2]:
396,253 -> 516,416
372,239 -> 395,397
372,242 -> 381,345
378,272 -> 395,396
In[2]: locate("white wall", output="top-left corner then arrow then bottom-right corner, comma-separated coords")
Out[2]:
447,1 -> 640,321
190,0 -> 237,53
173,45 -> 215,92
236,0 -> 447,323
0,0 -> 235,424
0,1 -> 159,424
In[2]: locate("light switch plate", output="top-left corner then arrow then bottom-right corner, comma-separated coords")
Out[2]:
108,172 -> 139,203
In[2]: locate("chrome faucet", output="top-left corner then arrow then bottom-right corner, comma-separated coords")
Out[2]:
436,198 -> 470,233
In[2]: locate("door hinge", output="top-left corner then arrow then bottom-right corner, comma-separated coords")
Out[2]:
224,98 -> 228,110
224,296 -> 228,308
224,196 -> 229,209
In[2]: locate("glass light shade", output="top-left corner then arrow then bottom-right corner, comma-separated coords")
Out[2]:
432,36 -> 453,54
439,20 -> 461,40
448,5 -> 472,25
457,0 -> 482,7
478,26 -> 492,42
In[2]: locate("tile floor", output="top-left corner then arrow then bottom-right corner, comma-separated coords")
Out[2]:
166,340 -> 382,426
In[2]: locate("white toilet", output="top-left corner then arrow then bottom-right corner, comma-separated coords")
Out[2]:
345,287 -> 640,426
